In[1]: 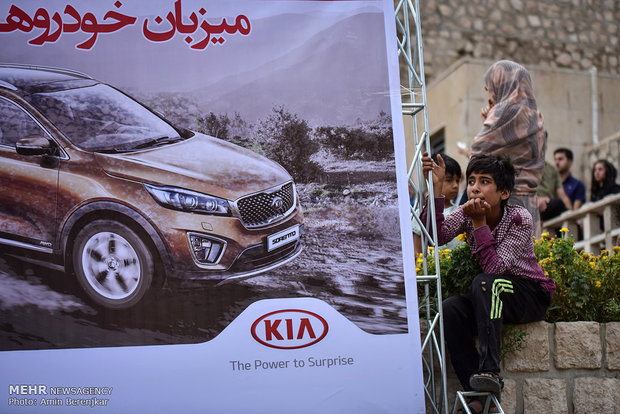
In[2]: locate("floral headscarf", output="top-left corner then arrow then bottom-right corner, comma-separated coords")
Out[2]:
471,60 -> 546,195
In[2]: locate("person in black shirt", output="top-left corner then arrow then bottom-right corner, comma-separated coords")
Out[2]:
590,159 -> 620,231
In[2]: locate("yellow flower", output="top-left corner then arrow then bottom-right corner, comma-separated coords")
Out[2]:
559,227 -> 568,233
457,233 -> 466,242
595,281 -> 601,288
541,232 -> 549,239
613,246 -> 620,252
589,261 -> 595,268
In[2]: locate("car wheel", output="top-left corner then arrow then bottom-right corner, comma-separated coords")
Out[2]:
72,220 -> 153,309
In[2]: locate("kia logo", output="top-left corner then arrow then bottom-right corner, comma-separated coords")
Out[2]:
251,309 -> 328,349
271,196 -> 284,211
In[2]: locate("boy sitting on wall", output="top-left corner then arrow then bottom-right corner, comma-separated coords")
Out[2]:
421,153 -> 555,413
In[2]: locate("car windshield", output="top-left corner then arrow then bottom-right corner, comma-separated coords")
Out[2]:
29,82 -> 184,152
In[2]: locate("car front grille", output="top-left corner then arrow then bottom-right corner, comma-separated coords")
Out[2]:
235,182 -> 296,228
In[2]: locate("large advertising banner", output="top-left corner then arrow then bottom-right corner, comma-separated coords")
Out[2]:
0,0 -> 424,412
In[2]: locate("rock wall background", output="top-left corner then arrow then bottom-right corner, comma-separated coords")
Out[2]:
419,0 -> 620,80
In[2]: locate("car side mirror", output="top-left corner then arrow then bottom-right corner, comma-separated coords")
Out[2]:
15,136 -> 54,156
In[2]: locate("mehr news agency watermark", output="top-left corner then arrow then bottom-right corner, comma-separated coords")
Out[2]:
8,384 -> 112,408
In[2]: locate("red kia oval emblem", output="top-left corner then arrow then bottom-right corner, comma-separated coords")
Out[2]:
251,309 -> 328,349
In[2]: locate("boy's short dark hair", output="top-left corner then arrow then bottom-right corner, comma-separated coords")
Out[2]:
554,147 -> 573,161
432,153 -> 462,179
466,154 -> 515,193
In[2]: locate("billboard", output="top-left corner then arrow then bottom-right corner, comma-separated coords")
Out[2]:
0,1 -> 424,412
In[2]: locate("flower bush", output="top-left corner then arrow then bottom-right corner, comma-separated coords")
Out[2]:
416,230 -> 620,322
535,231 -> 620,322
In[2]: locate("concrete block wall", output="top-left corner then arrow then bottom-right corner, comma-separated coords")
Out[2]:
497,321 -> 620,413
420,319 -> 619,412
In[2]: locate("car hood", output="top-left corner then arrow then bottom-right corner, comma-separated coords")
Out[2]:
94,133 -> 292,201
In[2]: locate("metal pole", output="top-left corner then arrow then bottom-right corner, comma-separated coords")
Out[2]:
590,66 -> 598,145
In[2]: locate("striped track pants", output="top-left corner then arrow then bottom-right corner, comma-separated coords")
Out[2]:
442,273 -> 550,391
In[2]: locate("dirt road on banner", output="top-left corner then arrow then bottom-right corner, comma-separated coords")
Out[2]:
0,164 -> 410,350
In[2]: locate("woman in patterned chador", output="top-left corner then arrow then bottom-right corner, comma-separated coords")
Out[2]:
470,60 -> 546,238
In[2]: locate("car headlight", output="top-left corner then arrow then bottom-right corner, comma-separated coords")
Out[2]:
144,184 -> 231,216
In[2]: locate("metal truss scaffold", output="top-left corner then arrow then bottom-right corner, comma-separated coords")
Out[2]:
394,1 -> 449,413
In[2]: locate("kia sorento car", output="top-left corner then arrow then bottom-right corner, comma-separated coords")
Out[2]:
0,64 -> 303,309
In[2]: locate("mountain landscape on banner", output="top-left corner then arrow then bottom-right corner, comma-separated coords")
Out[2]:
123,11 -> 390,128
182,12 -> 391,126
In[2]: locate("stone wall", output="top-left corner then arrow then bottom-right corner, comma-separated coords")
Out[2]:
418,0 -> 620,81
445,321 -> 620,413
